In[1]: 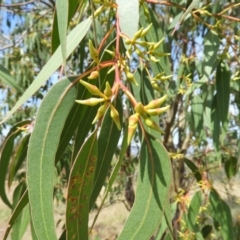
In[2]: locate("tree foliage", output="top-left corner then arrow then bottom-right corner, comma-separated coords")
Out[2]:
0,0 -> 240,239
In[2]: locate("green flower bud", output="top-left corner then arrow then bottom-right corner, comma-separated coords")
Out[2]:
89,39 -> 99,64
133,27 -> 144,41
129,113 -> 139,126
104,81 -> 112,98
88,71 -> 99,80
144,117 -> 164,133
141,24 -> 152,37
150,55 -> 159,62
75,98 -> 105,106
144,95 -> 167,110
126,71 -> 138,85
127,113 -> 139,145
125,39 -> 133,45
92,104 -> 107,124
145,105 -> 170,116
134,102 -> 144,115
135,48 -> 148,60
105,49 -> 115,57
127,124 -> 137,146
153,38 -> 164,50
110,104 -> 121,130
80,80 -> 106,98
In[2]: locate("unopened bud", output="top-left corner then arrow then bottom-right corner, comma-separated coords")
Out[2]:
104,81 -> 112,98
144,117 -> 164,133
150,55 -> 159,62
144,95 -> 167,110
134,102 -> 144,115
145,105 -> 170,116
92,104 -> 107,124
89,39 -> 99,63
94,6 -> 104,17
135,48 -> 148,60
126,71 -> 138,85
75,98 -> 105,106
80,80 -> 106,98
133,27 -> 144,41
88,71 -> 99,79
105,49 -> 115,57
129,113 -> 139,126
125,39 -> 132,45
141,24 -> 152,37
153,38 -> 164,50
127,124 -> 137,146
110,104 -> 121,130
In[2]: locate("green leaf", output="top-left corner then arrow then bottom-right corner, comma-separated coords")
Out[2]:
8,134 -> 30,187
51,0 -> 85,53
56,0 -> 69,69
0,124 -> 27,208
90,126 -> 129,230
209,189 -> 233,240
3,190 -> 28,240
224,156 -> 238,180
186,30 -> 220,95
11,182 -> 29,240
184,158 -> 202,182
116,0 -> 139,39
0,64 -> 23,92
192,95 -> 203,131
211,95 -> 220,153
117,134 -> 172,240
66,130 -> 98,240
216,61 -> 230,127
1,17 -> 92,124
90,98 -> 122,208
185,191 -> 202,232
173,0 -> 200,34
27,78 -> 77,240
55,78 -> 91,163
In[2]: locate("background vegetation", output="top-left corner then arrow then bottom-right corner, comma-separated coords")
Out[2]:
0,0 -> 240,239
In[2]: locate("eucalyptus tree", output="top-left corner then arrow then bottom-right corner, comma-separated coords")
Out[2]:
0,0 -> 240,239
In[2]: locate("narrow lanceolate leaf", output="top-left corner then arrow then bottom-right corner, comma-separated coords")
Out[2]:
56,0 -> 68,69
0,125 -> 27,208
52,0 -> 86,53
27,78 -> 77,240
0,17 -> 92,124
184,191 -> 202,232
90,98 -> 122,208
211,95 -> 220,153
90,126 -> 129,230
11,182 -> 29,240
172,0 -> 200,34
3,190 -> 28,240
209,189 -> 233,240
216,61 -> 230,127
118,134 -> 172,240
66,130 -> 98,240
8,134 -> 30,187
0,64 -> 23,92
116,0 -> 139,39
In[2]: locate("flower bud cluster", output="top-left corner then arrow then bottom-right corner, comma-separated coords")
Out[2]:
124,24 -> 169,62
151,72 -> 173,92
75,80 -> 121,130
127,95 -> 169,145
